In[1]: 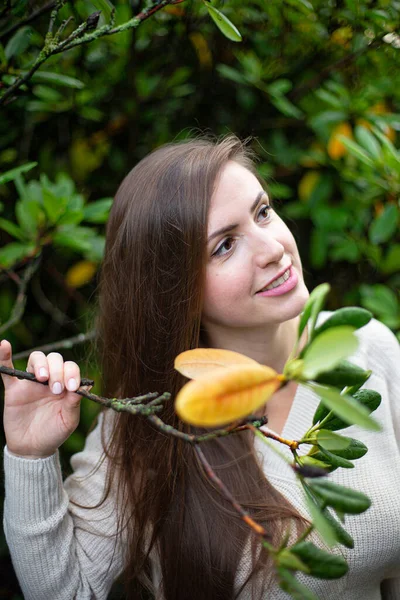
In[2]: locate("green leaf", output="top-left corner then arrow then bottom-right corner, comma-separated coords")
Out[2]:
0,218 -> 25,241
270,94 -> 304,119
314,360 -> 371,388
360,284 -> 399,318
307,383 -> 381,431
317,438 -> 368,461
291,541 -> 348,579
315,446 -> 354,469
83,198 -> 113,223
298,455 -> 331,470
313,307 -> 372,337
0,163 -> 37,186
369,205 -> 399,245
28,71 -> 85,89
314,430 -> 351,451
307,479 -> 371,514
354,126 -> 381,160
337,136 -> 375,167
0,242 -> 36,268
301,326 -> 359,379
303,485 -> 338,547
5,26 -> 32,60
298,283 -> 330,343
15,200 -> 43,237
313,388 -> 382,429
381,244 -> 400,275
322,508 -> 354,548
277,549 -> 309,573
42,189 -> 68,225
53,228 -> 94,253
0,42 -> 7,66
278,568 -> 319,600
204,2 -> 242,42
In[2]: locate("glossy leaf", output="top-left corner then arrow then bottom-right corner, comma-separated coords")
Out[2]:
0,162 -> 37,185
312,388 -> 382,428
314,360 -> 371,389
291,541 -> 348,579
307,479 -> 371,514
204,2 -> 242,42
308,383 -> 381,431
314,430 -> 351,451
301,326 -> 359,379
313,308 -> 372,337
175,364 -> 280,426
0,218 -> 25,241
303,486 -> 338,547
278,568 -> 319,600
322,508 -> 354,548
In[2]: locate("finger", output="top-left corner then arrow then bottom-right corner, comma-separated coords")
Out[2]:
47,352 -> 65,395
0,339 -> 15,391
27,351 -> 48,381
64,361 -> 81,392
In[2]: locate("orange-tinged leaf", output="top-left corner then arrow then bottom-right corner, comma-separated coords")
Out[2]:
175,364 -> 281,427
327,122 -> 353,160
175,348 -> 261,379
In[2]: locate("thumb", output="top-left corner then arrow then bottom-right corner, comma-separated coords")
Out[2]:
0,339 -> 16,391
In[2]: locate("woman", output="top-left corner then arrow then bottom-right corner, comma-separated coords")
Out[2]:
2,134 -> 400,599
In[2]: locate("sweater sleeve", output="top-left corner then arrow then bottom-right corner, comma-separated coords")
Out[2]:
3,410 -> 125,600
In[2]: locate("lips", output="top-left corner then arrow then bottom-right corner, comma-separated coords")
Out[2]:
257,265 -> 292,293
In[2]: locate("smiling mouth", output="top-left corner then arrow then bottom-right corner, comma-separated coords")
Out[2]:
258,267 -> 291,293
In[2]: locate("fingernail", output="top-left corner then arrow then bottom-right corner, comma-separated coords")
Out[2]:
40,368 -> 48,378
52,382 -> 62,394
67,378 -> 77,391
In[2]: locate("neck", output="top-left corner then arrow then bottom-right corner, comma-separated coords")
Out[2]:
200,316 -> 305,374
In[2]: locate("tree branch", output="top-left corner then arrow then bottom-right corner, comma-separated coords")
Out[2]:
0,255 -> 42,336
0,1 -> 57,40
0,0 -> 180,106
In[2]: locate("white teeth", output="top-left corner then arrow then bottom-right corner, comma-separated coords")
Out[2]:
261,268 -> 290,292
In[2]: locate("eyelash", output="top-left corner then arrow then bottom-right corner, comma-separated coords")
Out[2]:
212,203 -> 272,258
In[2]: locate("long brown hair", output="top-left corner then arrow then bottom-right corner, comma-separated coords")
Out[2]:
93,133 -> 305,599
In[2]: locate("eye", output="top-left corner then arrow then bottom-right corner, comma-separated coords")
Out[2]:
212,203 -> 272,258
256,203 -> 272,222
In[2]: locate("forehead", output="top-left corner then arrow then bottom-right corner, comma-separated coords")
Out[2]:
208,161 -> 261,223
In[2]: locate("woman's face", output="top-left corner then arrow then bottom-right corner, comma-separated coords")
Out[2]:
201,160 -> 309,334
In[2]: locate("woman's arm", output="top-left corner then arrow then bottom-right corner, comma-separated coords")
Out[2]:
3,410 -> 125,600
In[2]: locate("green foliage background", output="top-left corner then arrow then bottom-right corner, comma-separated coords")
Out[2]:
0,0 -> 399,597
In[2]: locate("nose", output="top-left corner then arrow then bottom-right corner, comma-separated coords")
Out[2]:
251,228 -> 285,268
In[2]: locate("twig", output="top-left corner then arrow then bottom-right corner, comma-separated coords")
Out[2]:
0,0 -> 179,106
0,256 -> 42,336
12,330 -> 97,360
0,1 -> 57,40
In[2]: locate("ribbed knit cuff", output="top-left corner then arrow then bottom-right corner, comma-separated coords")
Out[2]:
3,445 -> 65,529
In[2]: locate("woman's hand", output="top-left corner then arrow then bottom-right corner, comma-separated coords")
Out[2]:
1,339 -> 91,459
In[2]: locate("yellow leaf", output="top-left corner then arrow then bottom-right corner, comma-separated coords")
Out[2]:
66,260 -> 97,288
331,26 -> 353,47
298,171 -> 321,202
327,122 -> 353,160
175,364 -> 281,427
189,32 -> 213,69
175,347 -> 260,379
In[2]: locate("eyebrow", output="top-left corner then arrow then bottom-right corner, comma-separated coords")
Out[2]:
207,190 -> 268,244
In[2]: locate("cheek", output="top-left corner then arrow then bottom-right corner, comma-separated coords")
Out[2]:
203,267 -> 247,313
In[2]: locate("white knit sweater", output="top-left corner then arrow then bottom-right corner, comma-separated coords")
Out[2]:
3,315 -> 400,599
